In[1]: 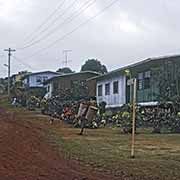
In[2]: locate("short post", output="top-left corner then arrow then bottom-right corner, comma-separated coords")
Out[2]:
131,78 -> 137,158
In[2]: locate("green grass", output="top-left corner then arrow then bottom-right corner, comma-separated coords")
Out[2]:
45,123 -> 180,179
1,96 -> 180,179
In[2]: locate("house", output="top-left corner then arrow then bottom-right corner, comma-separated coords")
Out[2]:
11,74 -> 21,85
94,70 -> 126,108
0,84 -> 5,94
23,71 -> 60,88
86,77 -> 98,98
0,78 -> 7,94
11,71 -> 31,86
95,54 -> 180,108
44,71 -> 100,99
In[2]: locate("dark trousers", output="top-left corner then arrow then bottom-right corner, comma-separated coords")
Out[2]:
80,116 -> 86,135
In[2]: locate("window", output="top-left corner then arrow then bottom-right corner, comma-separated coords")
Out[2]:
36,76 -> 42,83
144,71 -> 151,89
113,81 -> 119,94
98,85 -> 103,96
138,73 -> 143,90
105,83 -> 110,95
42,76 -> 48,82
137,71 -> 151,90
47,85 -> 50,92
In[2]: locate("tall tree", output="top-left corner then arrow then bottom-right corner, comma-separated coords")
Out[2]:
81,59 -> 108,74
56,67 -> 74,74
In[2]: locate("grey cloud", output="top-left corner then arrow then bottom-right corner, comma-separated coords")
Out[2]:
1,0 -> 180,77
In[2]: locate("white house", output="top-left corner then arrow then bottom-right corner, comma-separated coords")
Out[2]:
23,71 -> 60,88
95,72 -> 126,108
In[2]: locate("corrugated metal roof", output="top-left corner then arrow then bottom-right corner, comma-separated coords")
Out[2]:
23,71 -> 61,79
44,71 -> 101,84
89,54 -> 180,81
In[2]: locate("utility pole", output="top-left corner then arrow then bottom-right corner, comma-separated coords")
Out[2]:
4,48 -> 16,98
131,78 -> 137,158
126,69 -> 137,158
62,50 -> 72,67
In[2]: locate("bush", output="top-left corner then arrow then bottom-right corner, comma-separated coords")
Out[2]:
140,102 -> 180,133
27,96 -> 40,111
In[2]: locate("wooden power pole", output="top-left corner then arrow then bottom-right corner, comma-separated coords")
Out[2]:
126,70 -> 137,158
4,48 -> 16,98
131,78 -> 137,158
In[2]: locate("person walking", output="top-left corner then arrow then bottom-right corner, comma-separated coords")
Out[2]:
78,100 -> 90,135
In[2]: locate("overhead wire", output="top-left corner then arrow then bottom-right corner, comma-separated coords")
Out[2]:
20,0 -> 119,59
23,0 -> 120,59
23,0 -> 67,42
22,0 -> 120,60
12,56 -> 36,70
21,0 -> 78,46
18,0 -> 97,50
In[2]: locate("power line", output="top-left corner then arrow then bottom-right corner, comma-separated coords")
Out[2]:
21,0 -> 78,46
27,0 -> 96,46
23,0 -> 119,59
12,56 -> 36,70
23,0 -> 67,42
0,54 -> 5,58
23,0 -> 120,60
18,0 -> 96,50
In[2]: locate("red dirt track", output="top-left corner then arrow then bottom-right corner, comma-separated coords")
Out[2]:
0,107 -> 120,180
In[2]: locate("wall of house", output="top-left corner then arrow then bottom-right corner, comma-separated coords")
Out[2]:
87,79 -> 96,97
132,67 -> 159,105
134,60 -> 180,105
27,73 -> 58,88
96,75 -> 126,108
52,72 -> 99,99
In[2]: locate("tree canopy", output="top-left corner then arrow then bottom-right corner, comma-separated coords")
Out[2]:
18,71 -> 30,75
56,67 -> 74,74
81,59 -> 108,74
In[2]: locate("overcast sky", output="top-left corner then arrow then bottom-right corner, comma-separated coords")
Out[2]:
0,0 -> 180,77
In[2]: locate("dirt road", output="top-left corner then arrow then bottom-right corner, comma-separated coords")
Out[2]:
0,107 -> 121,180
